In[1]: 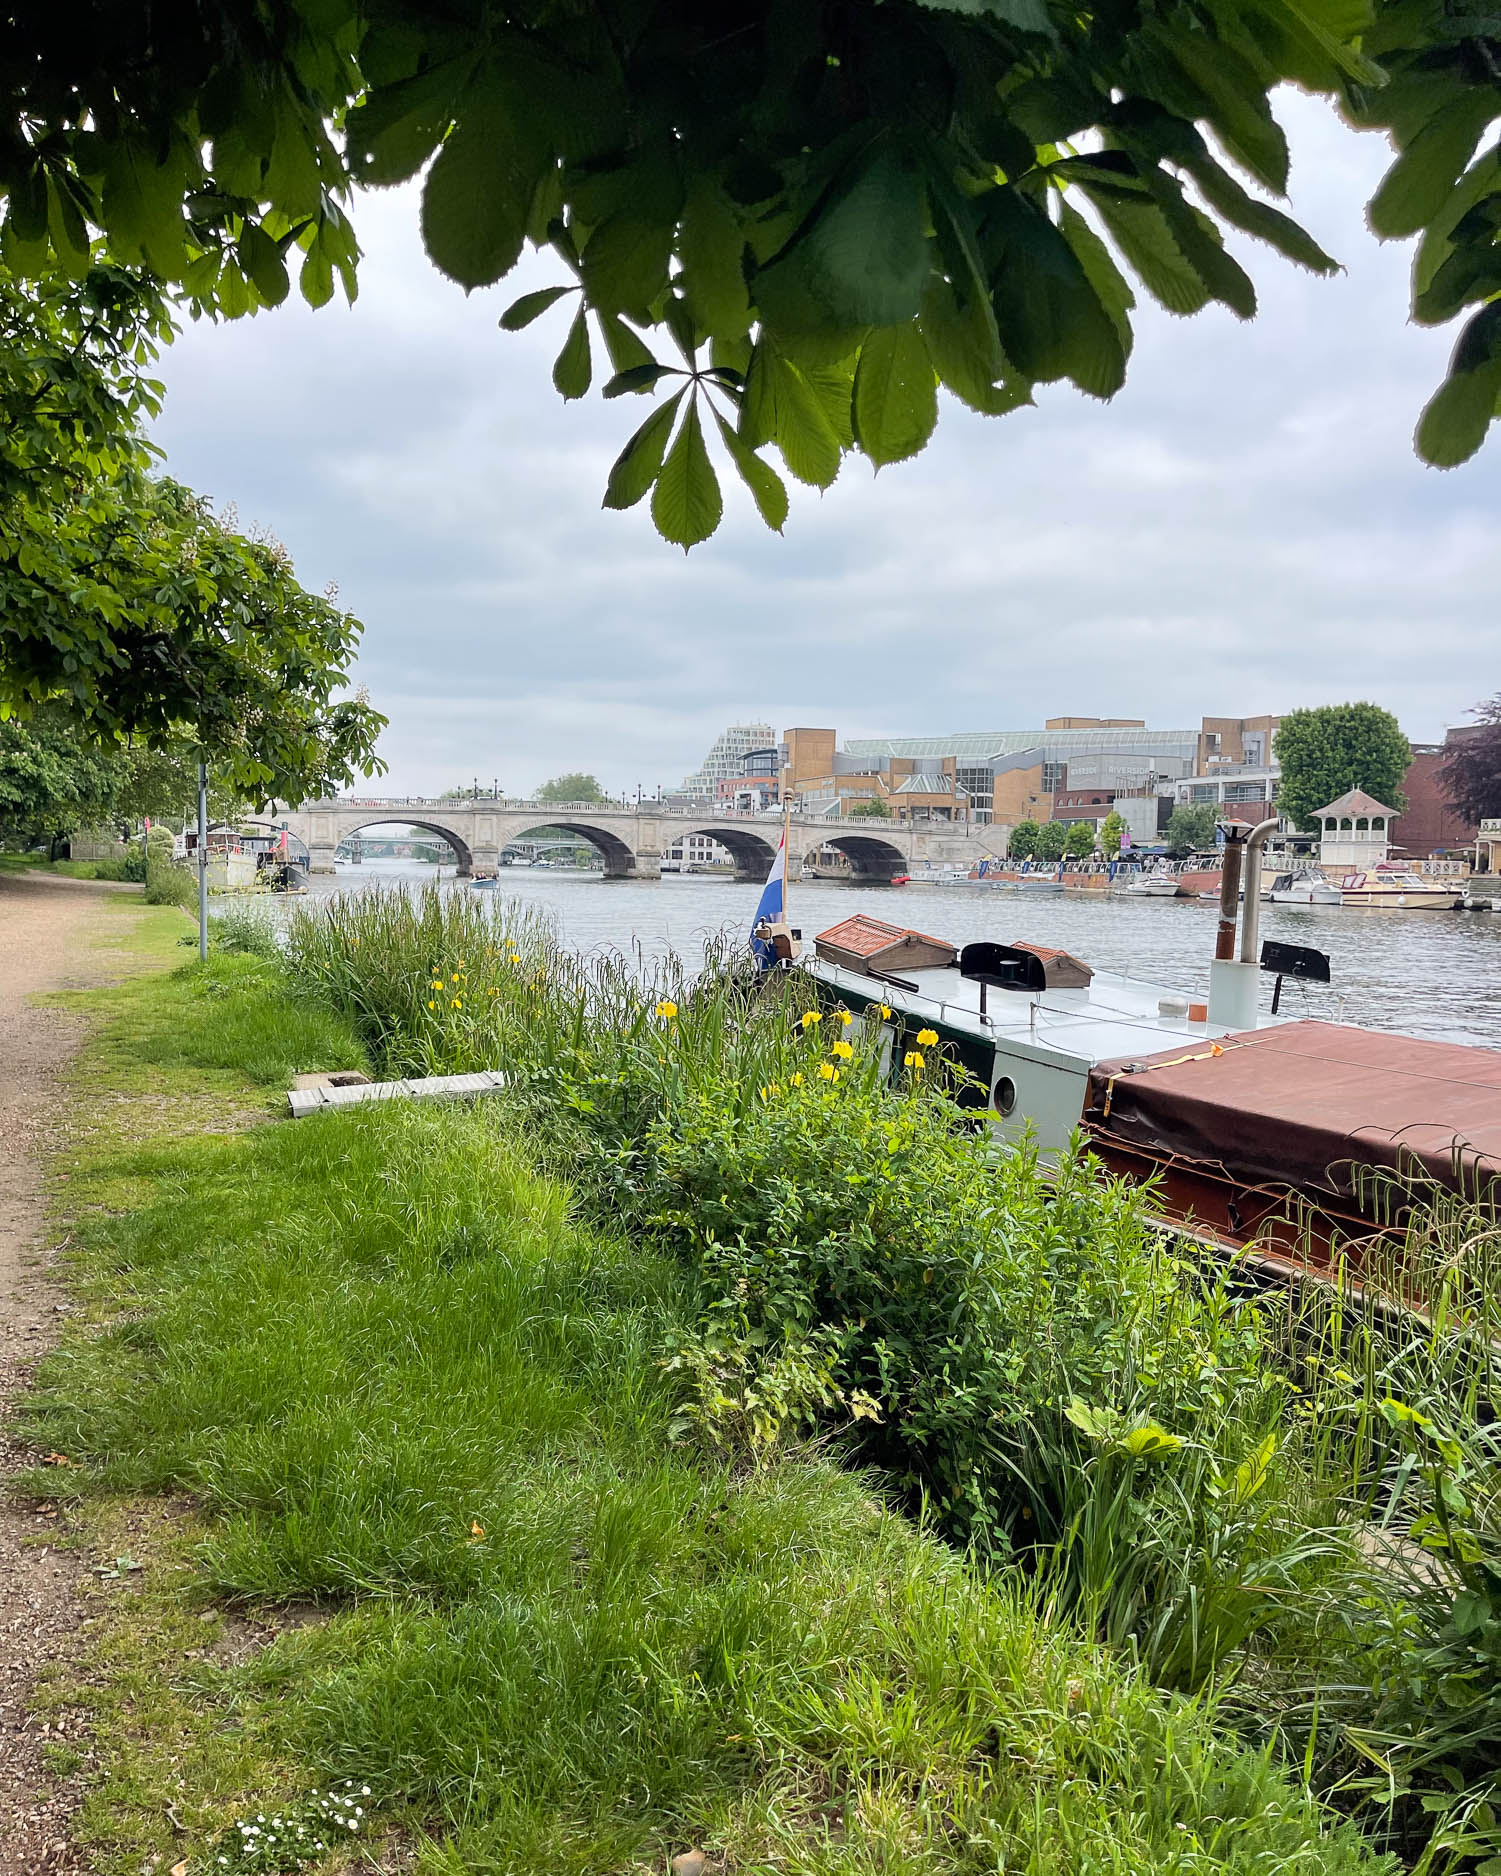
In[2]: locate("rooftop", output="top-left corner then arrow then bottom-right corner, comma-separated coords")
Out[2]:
843,729 -> 1198,761
1315,787 -> 1396,818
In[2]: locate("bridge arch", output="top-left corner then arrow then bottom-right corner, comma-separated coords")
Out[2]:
680,823 -> 779,881
338,816 -> 474,874
507,819 -> 636,878
816,831 -> 909,882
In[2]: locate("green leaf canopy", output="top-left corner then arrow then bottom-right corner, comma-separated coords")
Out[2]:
1,0 -> 1499,548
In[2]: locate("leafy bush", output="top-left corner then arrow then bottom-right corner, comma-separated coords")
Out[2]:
285,889 -> 1320,1686
212,904 -> 280,957
144,828 -> 194,908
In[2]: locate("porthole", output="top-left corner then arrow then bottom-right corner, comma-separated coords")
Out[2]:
993,1075 -> 1017,1117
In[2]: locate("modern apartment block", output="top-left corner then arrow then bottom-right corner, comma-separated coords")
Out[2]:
679,724 -> 775,799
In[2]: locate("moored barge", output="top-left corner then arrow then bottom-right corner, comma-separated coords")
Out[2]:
796,823 -> 1500,1275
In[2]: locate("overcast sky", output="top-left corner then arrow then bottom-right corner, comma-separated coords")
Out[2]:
151,89 -> 1499,799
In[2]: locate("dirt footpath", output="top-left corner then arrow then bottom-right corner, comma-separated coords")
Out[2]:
0,873 -> 148,1876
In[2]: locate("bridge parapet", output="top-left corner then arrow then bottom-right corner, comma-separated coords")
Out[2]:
281,798 -> 1007,882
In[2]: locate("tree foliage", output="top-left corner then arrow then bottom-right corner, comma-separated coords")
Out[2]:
1008,818 -> 1040,859
1273,702 -> 1411,830
849,796 -> 892,819
0,705 -> 120,848
1439,694 -> 1501,825
1100,808 -> 1126,857
1064,819 -> 1098,858
0,707 -> 247,847
1033,819 -> 1070,861
1,270 -> 384,801
1,3 -> 1499,549
1164,802 -> 1219,854
535,772 -> 607,804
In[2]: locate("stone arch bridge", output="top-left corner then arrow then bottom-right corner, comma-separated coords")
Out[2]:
280,798 -> 1003,885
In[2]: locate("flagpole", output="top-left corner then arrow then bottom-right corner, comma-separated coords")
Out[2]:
781,789 -> 791,925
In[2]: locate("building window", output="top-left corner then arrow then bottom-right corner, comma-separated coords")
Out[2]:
1041,761 -> 1066,793
1192,784 -> 1218,803
1224,782 -> 1266,803
955,765 -> 992,802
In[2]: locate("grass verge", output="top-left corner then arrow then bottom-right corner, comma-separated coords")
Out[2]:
16,922 -> 1397,1873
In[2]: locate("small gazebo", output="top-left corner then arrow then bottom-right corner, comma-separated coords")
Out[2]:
1314,787 -> 1395,870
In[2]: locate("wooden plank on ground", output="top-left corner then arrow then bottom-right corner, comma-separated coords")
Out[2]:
286,1072 -> 509,1119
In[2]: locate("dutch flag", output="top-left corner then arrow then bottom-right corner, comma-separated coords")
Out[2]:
750,833 -> 787,970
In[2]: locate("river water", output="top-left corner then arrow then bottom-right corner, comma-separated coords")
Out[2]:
281,857 -> 1501,1050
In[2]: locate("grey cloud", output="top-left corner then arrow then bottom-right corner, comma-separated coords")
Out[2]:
150,90 -> 1499,794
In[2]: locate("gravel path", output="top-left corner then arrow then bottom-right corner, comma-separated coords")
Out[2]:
0,872 -> 148,1876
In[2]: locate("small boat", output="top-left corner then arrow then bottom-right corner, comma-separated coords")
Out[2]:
1334,865 -> 1463,909
1268,870 -> 1343,906
889,873 -> 910,887
1125,874 -> 1181,898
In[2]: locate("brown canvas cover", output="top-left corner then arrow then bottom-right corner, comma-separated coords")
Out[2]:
1084,1020 -> 1501,1206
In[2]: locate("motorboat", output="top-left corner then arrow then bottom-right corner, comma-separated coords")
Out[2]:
1334,865 -> 1463,909
1268,870 -> 1343,906
1124,874 -> 1181,899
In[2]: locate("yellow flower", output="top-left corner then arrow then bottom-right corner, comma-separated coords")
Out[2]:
655,999 -> 678,1020
488,986 -> 499,996
791,1072 -> 804,1086
427,1000 -> 436,1010
509,952 -> 522,964
916,1028 -> 938,1047
832,1039 -> 853,1060
431,979 -> 444,990
451,997 -> 462,1009
457,958 -> 465,967
758,1082 -> 781,1102
451,973 -> 461,984
904,1050 -> 925,1070
878,1004 -> 892,1020
818,1062 -> 839,1081
801,1010 -> 822,1029
837,1009 -> 853,1025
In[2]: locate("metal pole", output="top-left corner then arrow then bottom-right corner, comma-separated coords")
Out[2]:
197,759 -> 209,961
1215,826 -> 1244,961
1238,817 -> 1281,965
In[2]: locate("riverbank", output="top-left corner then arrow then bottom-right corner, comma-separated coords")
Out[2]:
0,888 -> 1398,1873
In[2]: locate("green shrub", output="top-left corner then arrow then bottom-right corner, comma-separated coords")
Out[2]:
145,830 -> 195,908
212,904 -> 280,957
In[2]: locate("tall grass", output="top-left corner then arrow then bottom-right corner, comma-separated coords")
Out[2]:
31,949 -> 1388,1873
284,886 -> 1501,1870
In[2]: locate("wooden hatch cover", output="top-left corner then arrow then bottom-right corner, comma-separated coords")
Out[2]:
1010,941 -> 1093,989
814,914 -> 957,976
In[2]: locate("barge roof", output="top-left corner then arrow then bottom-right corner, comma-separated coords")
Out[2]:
1084,1020 -> 1501,1203
801,953 -> 1264,1071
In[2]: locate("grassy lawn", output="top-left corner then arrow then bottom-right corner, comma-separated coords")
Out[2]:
20,914 -> 1391,1875
0,851 -> 131,880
